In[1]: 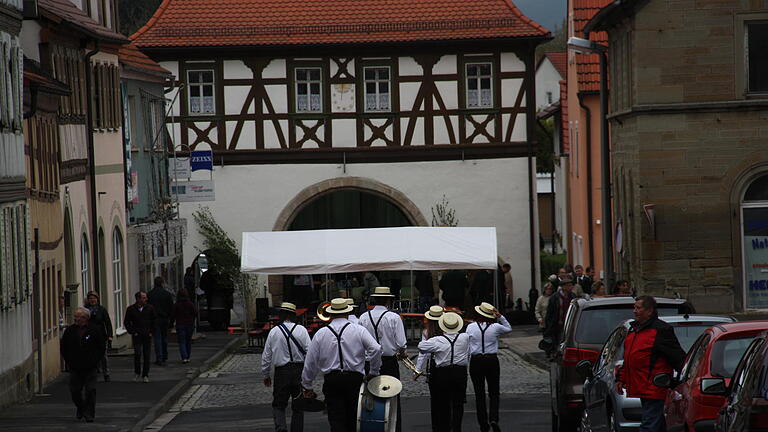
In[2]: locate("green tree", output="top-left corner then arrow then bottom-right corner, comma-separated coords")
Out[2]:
192,206 -> 240,288
536,116 -> 555,173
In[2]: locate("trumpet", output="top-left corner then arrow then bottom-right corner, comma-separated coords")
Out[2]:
399,355 -> 427,377
316,302 -> 331,322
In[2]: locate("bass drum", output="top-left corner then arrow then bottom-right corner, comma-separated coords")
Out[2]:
356,376 -> 401,432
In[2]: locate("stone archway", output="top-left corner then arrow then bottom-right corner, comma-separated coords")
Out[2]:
268,177 -> 428,304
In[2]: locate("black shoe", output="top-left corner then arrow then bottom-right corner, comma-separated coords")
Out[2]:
491,421 -> 501,432
104,375 -> 111,382
76,408 -> 83,420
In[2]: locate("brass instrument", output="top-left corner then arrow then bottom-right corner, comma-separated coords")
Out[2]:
316,302 -> 332,322
399,355 -> 427,377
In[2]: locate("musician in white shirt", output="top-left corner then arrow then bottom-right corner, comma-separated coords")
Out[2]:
301,298 -> 382,432
344,299 -> 360,325
418,312 -> 470,432
466,302 -> 512,432
358,286 -> 407,431
261,302 -> 311,432
415,305 -> 443,432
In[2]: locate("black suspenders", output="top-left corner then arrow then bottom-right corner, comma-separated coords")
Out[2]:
327,323 -> 351,370
477,322 -> 489,354
277,323 -> 303,362
367,310 -> 389,342
442,334 -> 459,365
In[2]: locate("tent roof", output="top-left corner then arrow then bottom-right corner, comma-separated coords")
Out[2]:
240,226 -> 498,274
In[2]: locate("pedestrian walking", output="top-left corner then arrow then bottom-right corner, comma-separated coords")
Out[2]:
183,266 -> 196,294
544,277 -> 576,345
171,289 -> 197,363
467,302 -> 512,432
616,296 -> 685,432
301,298 -> 383,432
358,286 -> 407,432
262,302 -> 311,432
415,305 -> 444,432
148,276 -> 174,365
60,307 -> 106,423
124,291 -> 156,382
535,283 -> 554,330
417,312 -> 470,432
501,264 -> 513,308
85,291 -> 113,382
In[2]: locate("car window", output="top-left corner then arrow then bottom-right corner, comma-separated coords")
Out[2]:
574,306 -> 680,345
681,334 -> 710,382
731,339 -> 764,402
673,324 -> 719,352
561,301 -> 578,343
597,327 -> 627,371
711,337 -> 756,378
679,333 -> 708,382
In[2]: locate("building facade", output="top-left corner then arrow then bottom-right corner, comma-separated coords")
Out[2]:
132,0 -> 550,304
588,0 -> 768,312
0,0 -> 33,408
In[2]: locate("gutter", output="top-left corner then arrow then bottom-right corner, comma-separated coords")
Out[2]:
84,40 -> 101,294
525,47 -> 538,293
577,93 -> 595,269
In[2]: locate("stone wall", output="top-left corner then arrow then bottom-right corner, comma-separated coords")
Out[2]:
0,353 -> 34,410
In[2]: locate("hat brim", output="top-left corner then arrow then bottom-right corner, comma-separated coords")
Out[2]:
278,307 -> 297,313
326,305 -> 354,314
474,305 -> 496,319
438,317 -> 464,333
424,312 -> 442,321
369,293 -> 395,297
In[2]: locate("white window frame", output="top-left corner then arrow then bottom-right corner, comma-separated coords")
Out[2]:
112,229 -> 124,330
80,234 -> 90,299
187,69 -> 215,115
295,67 -> 322,113
363,66 -> 391,112
465,62 -> 493,108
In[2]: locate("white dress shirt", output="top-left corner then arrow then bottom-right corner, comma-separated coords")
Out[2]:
301,317 -> 382,389
358,305 -> 407,356
418,332 -> 470,367
415,330 -> 431,373
466,316 -> 512,356
261,320 -> 311,378
348,314 -> 360,325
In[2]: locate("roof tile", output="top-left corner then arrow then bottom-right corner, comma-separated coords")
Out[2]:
38,0 -> 127,43
119,42 -> 171,75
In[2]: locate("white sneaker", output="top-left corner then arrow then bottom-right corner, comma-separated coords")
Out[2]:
183,359 -> 190,364
133,375 -> 141,382
143,376 -> 150,383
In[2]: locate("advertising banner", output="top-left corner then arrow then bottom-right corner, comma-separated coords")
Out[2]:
190,150 -> 213,172
171,180 -> 215,202
169,157 -> 191,179
744,207 -> 768,309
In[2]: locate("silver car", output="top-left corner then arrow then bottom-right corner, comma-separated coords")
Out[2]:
580,314 -> 734,432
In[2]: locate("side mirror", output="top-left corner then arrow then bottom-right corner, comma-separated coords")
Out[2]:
652,373 -> 672,388
576,360 -> 594,379
701,377 -> 727,396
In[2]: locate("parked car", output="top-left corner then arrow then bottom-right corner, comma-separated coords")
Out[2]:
714,331 -> 768,432
665,321 -> 768,432
549,296 -> 694,432
579,315 -> 734,432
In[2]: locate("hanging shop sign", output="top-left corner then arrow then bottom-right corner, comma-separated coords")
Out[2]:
171,180 -> 215,202
190,150 -> 213,172
169,157 -> 191,179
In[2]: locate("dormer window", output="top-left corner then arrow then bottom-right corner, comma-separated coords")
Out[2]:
187,69 -> 215,115
295,68 -> 322,113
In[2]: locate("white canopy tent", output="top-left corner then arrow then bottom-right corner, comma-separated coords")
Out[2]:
240,226 -> 497,274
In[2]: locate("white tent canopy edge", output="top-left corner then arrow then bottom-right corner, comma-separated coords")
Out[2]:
240,226 -> 498,275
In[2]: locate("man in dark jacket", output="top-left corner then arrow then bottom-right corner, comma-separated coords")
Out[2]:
124,291 -> 156,382
543,278 -> 576,350
61,307 -> 106,422
85,291 -> 113,382
148,276 -> 173,365
617,296 -> 685,432
439,270 -> 468,308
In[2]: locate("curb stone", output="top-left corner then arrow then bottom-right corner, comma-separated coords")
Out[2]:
506,343 -> 550,371
129,334 -> 245,432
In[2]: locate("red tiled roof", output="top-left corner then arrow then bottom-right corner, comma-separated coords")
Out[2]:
573,0 -> 610,92
119,42 -> 171,75
131,0 -> 550,48
38,0 -> 127,43
544,52 -> 567,78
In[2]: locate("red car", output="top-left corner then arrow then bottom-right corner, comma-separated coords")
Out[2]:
664,321 -> 768,432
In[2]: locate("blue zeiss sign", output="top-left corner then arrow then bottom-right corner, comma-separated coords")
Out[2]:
190,150 -> 213,172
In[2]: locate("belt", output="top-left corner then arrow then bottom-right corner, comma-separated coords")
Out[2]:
472,353 -> 498,358
276,362 -> 304,369
434,364 -> 466,369
327,370 -> 363,376
382,355 -> 397,360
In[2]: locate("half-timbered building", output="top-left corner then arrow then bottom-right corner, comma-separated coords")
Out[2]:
133,0 -> 551,304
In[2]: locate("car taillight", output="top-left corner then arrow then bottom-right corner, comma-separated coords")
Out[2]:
563,348 -> 600,366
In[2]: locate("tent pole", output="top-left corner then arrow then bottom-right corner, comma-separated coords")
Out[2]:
325,274 -> 329,301
494,268 -> 499,309
410,270 -> 414,313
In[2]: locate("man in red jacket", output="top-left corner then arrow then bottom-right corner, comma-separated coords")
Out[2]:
617,296 -> 685,432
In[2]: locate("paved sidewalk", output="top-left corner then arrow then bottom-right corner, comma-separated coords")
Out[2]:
0,329 -> 243,432
502,324 -> 550,370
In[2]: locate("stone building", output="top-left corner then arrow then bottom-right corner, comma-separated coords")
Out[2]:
587,0 -> 768,312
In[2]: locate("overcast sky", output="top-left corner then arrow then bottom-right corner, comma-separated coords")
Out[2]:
514,0 -> 566,34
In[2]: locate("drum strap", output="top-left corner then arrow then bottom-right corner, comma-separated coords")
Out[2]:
327,322 -> 351,370
367,310 -> 390,343
278,323 -> 305,361
477,322 -> 489,354
442,334 -> 459,365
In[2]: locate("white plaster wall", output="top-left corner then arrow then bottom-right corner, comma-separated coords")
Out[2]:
330,58 -> 355,78
511,114 -> 527,142
224,85 -> 251,115
435,81 -> 458,110
535,59 -> 562,110
398,57 -> 421,76
0,304 -> 32,375
401,118 -> 424,145
501,78 -> 523,107
263,59 -> 286,79
332,119 -> 356,147
223,60 -> 251,79
434,55 -> 457,75
400,82 -> 420,111
265,85 -> 287,113
226,120 -> 256,149
178,158 -> 537,301
19,21 -> 41,62
501,52 -> 525,72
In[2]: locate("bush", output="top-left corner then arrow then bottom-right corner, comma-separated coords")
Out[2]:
541,252 -> 567,284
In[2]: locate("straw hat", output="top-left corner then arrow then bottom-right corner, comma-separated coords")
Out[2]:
367,375 -> 403,398
345,298 -> 357,307
438,312 -> 464,333
325,298 -> 354,315
474,302 -> 497,319
278,302 -> 297,313
424,305 -> 444,321
369,286 -> 395,297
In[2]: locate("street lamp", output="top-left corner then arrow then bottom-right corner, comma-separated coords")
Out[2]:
567,36 -> 614,291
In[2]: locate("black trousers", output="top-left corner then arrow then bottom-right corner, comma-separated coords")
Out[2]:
427,359 -> 439,432
273,363 -> 304,432
381,356 -> 402,432
470,355 -> 501,431
431,365 -> 467,432
133,334 -> 152,377
69,369 -> 97,419
323,371 -> 364,432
